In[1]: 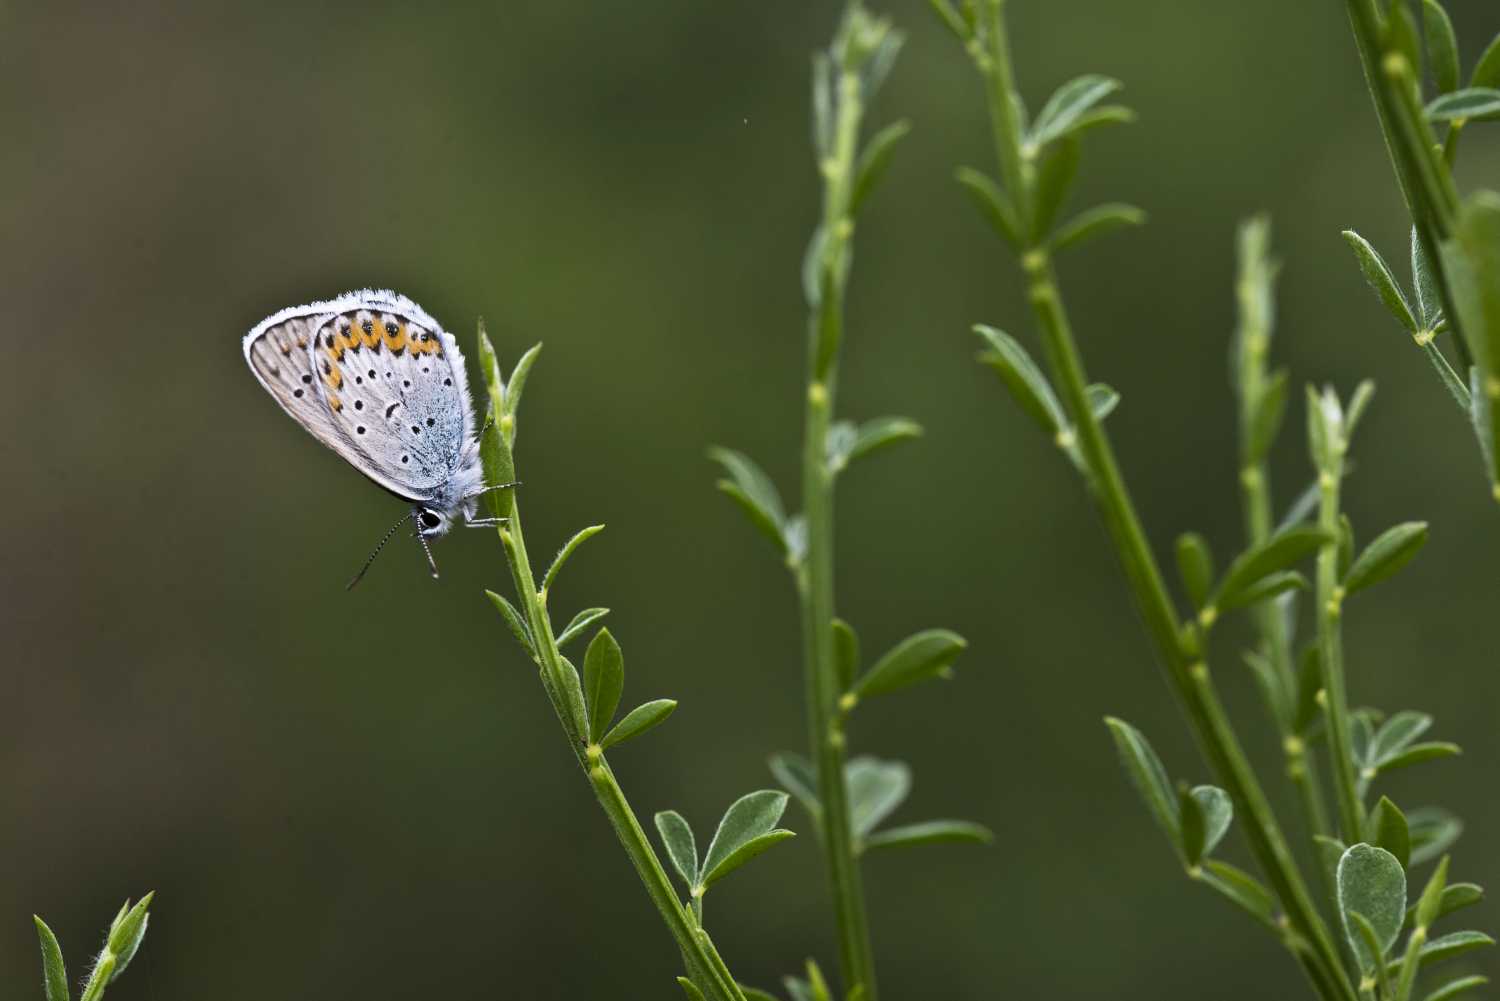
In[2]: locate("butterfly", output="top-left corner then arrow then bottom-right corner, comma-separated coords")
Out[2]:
243,289 -> 511,587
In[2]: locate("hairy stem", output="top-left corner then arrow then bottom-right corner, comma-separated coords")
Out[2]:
800,61 -> 879,1001
972,2 -> 1356,996
488,418 -> 746,1001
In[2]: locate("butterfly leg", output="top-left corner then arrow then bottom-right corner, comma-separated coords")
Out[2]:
464,481 -> 521,500
464,517 -> 509,528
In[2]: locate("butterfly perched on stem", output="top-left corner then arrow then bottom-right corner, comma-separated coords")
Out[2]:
243,290 -> 512,586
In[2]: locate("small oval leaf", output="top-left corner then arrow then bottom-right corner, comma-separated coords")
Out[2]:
654,810 -> 699,889
852,629 -> 966,698
583,628 -> 625,744
700,790 -> 790,889
600,699 -> 676,749
1337,843 -> 1408,972
1343,521 -> 1429,595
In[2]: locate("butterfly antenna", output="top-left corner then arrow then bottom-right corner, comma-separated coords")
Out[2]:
346,510 -> 418,591
415,521 -> 441,579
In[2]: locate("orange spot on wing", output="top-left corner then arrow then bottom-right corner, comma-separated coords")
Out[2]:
383,321 -> 408,354
328,392 -> 343,412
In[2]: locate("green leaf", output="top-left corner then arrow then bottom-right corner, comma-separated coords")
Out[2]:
1179,784 -> 1207,866
832,618 -> 859,693
974,326 -> 1066,434
1344,230 -> 1418,333
1472,366 -> 1498,495
107,893 -> 151,981
1209,526 -> 1329,612
1411,881 -> 1485,929
1050,203 -> 1146,253
557,654 -> 590,745
1247,367 -> 1290,464
1218,570 -> 1306,613
677,977 -> 708,1001
1243,650 -> 1291,731
1389,0 -> 1422,76
1412,227 -> 1443,331
1441,193 -> 1500,496
1367,797 -> 1412,869
1191,785 -> 1233,857
600,699 -> 676,749
1414,856 -> 1451,931
1172,534 -> 1219,613
1200,860 -> 1276,925
955,167 -> 1021,249
1030,137 -> 1079,241
1473,32 -> 1500,88
700,791 -> 792,888
34,916 -> 68,1001
1371,711 -> 1433,765
543,524 -> 605,594
740,988 -> 781,1001
1086,382 -> 1120,420
1343,522 -> 1429,595
1338,843 -> 1408,972
784,976 -> 813,1001
1028,74 -> 1123,149
769,752 -> 820,821
851,629 -> 966,698
654,810 -> 699,888
555,607 -> 609,648
1067,104 -> 1137,134
501,343 -> 542,422
709,447 -> 787,552
582,628 -> 625,744
850,119 -> 911,215
1377,741 -> 1462,773
1423,975 -> 1490,1001
1175,532 -> 1214,609
1408,931 -> 1497,970
830,417 -> 923,473
861,819 -> 993,852
1422,0 -> 1460,94
846,757 -> 911,836
700,830 -> 796,889
485,590 -> 535,658
1103,717 -> 1180,848
1409,808 -> 1464,865
1426,88 -> 1500,121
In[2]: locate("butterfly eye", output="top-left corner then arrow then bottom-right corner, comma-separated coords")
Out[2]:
419,511 -> 441,530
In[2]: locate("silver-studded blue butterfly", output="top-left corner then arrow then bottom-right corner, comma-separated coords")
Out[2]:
244,290 -> 508,587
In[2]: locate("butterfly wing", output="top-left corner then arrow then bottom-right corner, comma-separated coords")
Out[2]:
245,291 -> 476,505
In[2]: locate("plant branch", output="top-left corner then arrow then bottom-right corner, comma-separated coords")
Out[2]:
802,56 -> 878,1001
481,357 -> 746,1001
968,2 -> 1356,996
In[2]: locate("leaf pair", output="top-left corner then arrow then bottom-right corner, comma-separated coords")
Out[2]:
846,628 -> 967,702
824,416 -> 923,473
708,448 -> 801,564
1178,526 -> 1326,621
1351,709 -> 1460,798
974,325 -> 1120,472
656,791 -> 795,905
768,753 -> 990,855
1102,719 -> 1234,866
580,628 -> 677,750
956,168 -> 1142,254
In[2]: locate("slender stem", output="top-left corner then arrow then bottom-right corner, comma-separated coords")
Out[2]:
1313,433 -> 1365,842
490,435 -> 746,1001
799,61 -> 878,1001
973,4 -> 1356,998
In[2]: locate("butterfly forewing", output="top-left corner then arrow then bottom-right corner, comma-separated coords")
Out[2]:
307,304 -> 471,499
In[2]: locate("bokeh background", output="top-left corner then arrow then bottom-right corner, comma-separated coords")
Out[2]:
5,1 -> 1498,998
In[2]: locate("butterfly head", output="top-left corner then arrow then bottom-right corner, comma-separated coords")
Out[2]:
416,506 -> 452,538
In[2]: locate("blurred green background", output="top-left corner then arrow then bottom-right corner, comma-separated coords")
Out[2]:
5,1 -> 1498,998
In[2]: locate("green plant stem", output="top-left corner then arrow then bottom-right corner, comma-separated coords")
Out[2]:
974,2 -> 1355,997
1341,0 -> 1471,370
489,430 -> 746,1001
1313,445 -> 1364,843
799,62 -> 879,1001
